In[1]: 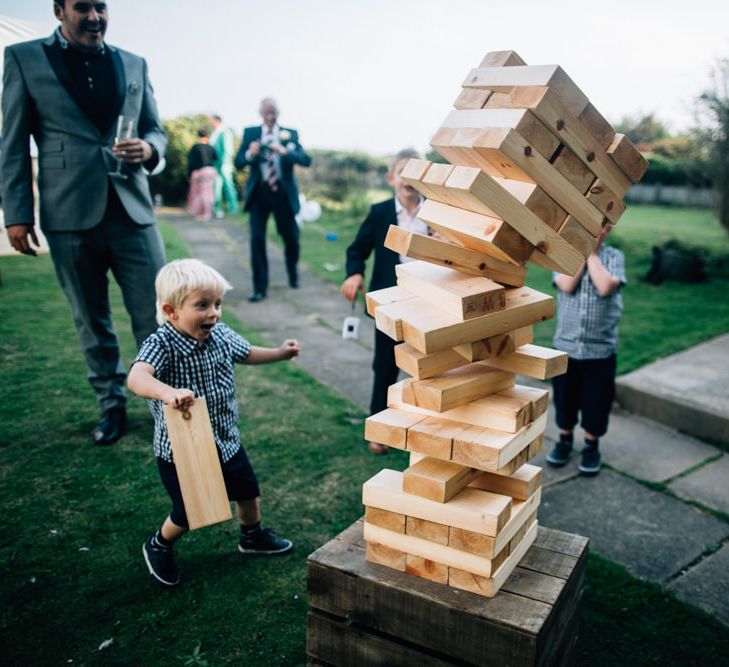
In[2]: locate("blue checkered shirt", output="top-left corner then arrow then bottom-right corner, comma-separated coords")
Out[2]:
134,322 -> 251,462
553,245 -> 626,360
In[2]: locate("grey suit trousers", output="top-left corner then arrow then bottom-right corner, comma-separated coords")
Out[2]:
45,209 -> 165,412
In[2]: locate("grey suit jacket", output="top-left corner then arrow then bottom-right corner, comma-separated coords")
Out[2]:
0,34 -> 166,232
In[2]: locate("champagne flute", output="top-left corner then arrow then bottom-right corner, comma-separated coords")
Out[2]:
108,114 -> 135,179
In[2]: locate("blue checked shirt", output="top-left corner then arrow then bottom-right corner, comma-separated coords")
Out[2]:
134,322 -> 251,462
553,245 -> 626,360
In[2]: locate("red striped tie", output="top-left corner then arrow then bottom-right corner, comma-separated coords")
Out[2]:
264,132 -> 278,192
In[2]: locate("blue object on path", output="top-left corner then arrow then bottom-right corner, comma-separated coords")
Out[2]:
325,232 -> 339,241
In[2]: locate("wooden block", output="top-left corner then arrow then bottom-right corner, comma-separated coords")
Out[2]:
462,64 -> 589,117
441,108 -> 560,161
586,180 -> 626,225
481,343 -> 569,380
579,102 -> 615,149
365,506 -> 406,533
406,516 -> 450,545
558,216 -> 597,259
455,325 -> 533,361
403,457 -> 479,503
384,222 -> 527,287
362,469 -> 512,537
376,286 -> 553,354
442,165 -> 584,274
453,88 -> 490,109
479,50 -> 527,68
451,511 -> 537,562
364,408 -> 427,449
406,417 -> 468,459
448,521 -> 539,597
493,177 -> 568,231
607,133 -> 648,183
365,285 -> 413,317
401,363 -> 515,412
550,144 -> 596,193
390,381 -> 548,433
395,342 -> 469,380
469,463 -> 542,500
418,199 -> 533,265
373,300 -> 407,341
406,554 -> 449,584
452,412 -> 548,470
481,85 -> 632,196
366,541 -> 406,571
409,451 -> 426,466
164,398 -> 232,530
396,260 -> 506,320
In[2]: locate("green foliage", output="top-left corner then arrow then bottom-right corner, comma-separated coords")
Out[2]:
615,112 -> 671,145
696,57 -> 729,235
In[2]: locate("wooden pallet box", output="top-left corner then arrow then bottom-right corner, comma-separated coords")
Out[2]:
307,518 -> 589,667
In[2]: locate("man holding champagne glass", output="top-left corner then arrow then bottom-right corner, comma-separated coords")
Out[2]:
1,0 -> 167,445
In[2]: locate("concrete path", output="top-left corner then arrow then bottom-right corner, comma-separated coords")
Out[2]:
161,209 -> 729,627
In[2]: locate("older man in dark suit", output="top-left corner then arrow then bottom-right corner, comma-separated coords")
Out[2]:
235,98 -> 311,302
1,0 -> 167,445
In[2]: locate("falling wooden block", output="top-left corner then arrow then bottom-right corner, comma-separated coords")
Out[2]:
364,408 -> 427,448
469,463 -> 542,501
406,516 -> 450,545
579,102 -> 616,149
479,50 -> 527,68
448,521 -> 538,598
362,469 -> 512,537
365,285 -> 413,317
396,260 -> 506,320
403,457 -> 479,503
453,88 -> 490,110
375,286 -> 553,354
401,363 -> 515,412
452,412 -> 548,470
395,342 -> 470,380
558,216 -> 598,259
406,554 -> 449,584
163,397 -> 232,530
551,144 -> 596,193
418,199 -> 533,265
389,381 -> 548,433
455,325 -> 534,361
366,541 -> 406,571
607,133 -> 649,183
365,506 -> 406,533
384,224 -> 527,287
481,343 -> 568,380
586,180 -> 626,224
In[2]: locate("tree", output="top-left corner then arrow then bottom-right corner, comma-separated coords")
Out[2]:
615,112 -> 670,145
696,57 -> 729,235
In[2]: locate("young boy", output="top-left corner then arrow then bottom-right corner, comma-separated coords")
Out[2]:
128,258 -> 300,586
546,224 -> 626,476
340,149 -> 428,454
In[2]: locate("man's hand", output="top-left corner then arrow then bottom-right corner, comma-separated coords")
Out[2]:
7,225 -> 40,256
270,141 -> 288,156
279,339 -> 300,360
163,388 -> 195,411
113,138 -> 153,164
340,274 -> 364,302
247,141 -> 261,159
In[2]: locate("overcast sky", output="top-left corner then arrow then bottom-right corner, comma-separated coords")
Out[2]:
3,0 -> 728,155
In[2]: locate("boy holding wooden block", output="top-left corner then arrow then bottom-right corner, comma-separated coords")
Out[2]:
546,224 -> 625,475
128,259 -> 300,586
340,149 -> 428,454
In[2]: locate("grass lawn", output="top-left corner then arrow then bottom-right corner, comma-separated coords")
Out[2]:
297,203 -> 729,375
1,222 -> 729,665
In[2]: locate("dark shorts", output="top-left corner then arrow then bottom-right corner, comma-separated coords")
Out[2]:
551,355 -> 616,438
157,447 -> 260,529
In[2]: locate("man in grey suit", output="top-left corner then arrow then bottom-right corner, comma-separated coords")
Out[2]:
1,1 -> 167,445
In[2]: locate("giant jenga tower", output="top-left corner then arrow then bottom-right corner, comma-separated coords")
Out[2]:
360,50 -> 647,597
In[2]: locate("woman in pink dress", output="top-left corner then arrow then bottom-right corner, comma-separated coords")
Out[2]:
186,129 -> 218,221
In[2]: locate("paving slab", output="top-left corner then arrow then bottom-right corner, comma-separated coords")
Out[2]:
667,542 -> 729,627
617,333 -> 729,445
539,468 -> 729,582
669,455 -> 729,515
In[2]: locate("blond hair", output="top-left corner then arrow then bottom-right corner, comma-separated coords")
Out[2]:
155,259 -> 232,324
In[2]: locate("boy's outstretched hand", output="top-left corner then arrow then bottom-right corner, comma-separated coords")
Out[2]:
164,388 -> 195,411
279,339 -> 300,359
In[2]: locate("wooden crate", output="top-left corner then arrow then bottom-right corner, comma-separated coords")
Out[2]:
307,518 -> 588,666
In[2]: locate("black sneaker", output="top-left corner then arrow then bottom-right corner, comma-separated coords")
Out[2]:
142,535 -> 180,586
238,527 -> 293,555
546,439 -> 573,467
578,445 -> 601,476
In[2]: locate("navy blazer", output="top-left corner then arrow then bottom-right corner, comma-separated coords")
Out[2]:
234,126 -> 311,214
345,198 -> 400,294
